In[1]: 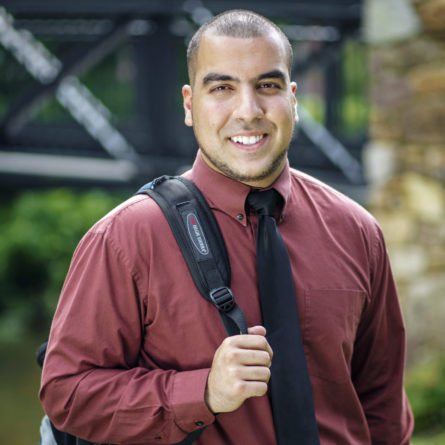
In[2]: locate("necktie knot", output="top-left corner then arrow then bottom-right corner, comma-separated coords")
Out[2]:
246,189 -> 283,217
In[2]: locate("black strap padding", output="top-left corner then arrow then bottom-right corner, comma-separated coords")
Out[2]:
137,176 -> 247,336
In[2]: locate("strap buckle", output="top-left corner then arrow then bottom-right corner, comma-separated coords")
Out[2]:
209,287 -> 235,313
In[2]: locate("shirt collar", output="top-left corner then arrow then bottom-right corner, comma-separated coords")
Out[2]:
185,150 -> 292,226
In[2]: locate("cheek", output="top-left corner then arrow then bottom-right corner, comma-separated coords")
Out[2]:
211,100 -> 231,116
201,103 -> 230,131
272,102 -> 296,129
266,95 -> 293,115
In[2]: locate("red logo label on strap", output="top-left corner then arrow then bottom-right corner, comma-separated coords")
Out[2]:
186,213 -> 209,255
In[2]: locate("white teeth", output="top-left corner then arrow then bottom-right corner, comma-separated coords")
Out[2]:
231,135 -> 264,145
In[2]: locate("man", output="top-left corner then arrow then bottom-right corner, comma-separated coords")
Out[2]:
40,10 -> 414,444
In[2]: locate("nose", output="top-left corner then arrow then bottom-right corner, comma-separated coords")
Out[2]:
233,87 -> 264,123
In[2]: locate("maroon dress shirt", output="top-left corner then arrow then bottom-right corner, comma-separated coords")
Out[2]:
40,151 -> 413,444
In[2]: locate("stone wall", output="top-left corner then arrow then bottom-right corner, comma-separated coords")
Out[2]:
364,0 -> 445,364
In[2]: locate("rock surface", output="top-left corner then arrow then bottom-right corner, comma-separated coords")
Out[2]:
365,0 -> 445,363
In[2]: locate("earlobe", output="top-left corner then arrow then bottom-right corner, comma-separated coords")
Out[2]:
182,85 -> 193,127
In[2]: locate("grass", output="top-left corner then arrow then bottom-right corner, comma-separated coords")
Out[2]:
0,336 -> 45,445
412,431 -> 445,444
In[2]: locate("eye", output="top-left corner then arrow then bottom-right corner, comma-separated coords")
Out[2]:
258,82 -> 281,90
210,84 -> 232,93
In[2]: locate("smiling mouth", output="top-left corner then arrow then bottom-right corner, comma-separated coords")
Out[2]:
230,134 -> 266,146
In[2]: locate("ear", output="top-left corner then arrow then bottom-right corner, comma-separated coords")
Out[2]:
290,81 -> 299,124
182,85 -> 193,127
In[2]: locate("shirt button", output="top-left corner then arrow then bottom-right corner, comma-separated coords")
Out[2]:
195,421 -> 204,426
237,213 -> 244,220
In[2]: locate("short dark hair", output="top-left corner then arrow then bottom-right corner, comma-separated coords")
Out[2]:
187,9 -> 293,85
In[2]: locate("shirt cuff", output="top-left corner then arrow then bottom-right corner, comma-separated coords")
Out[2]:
171,368 -> 215,433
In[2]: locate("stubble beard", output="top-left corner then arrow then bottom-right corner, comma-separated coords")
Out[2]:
198,141 -> 289,186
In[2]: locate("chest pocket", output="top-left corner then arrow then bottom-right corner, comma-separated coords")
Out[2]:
303,289 -> 367,383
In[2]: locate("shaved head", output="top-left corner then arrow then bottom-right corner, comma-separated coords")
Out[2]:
187,9 -> 293,86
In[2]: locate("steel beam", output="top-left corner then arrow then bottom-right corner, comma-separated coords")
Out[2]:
0,17 -> 132,139
0,0 -> 365,191
1,0 -> 362,22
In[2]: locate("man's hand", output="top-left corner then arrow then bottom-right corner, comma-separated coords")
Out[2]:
205,325 -> 273,414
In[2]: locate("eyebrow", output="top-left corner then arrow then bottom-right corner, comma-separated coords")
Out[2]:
201,69 -> 286,87
258,70 -> 286,82
202,73 -> 237,86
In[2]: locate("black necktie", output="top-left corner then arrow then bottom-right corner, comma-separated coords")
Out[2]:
247,189 -> 320,445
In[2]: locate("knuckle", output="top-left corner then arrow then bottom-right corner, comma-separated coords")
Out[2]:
224,335 -> 241,348
227,365 -> 241,379
224,336 -> 236,346
233,380 -> 247,397
255,351 -> 270,366
260,350 -> 270,364
226,348 -> 240,363
258,382 -> 268,396
254,366 -> 270,382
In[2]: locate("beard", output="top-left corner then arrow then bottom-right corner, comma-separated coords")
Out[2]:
198,142 -> 289,185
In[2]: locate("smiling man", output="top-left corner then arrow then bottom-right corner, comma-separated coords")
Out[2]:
182,29 -> 297,188
40,10 -> 413,445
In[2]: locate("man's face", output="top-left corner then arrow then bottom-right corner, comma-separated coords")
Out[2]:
182,32 -> 298,188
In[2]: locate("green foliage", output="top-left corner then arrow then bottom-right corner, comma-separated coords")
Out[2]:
412,431 -> 445,445
406,355 -> 445,434
0,188 -> 123,339
297,39 -> 369,137
299,95 -> 325,124
340,40 -> 369,136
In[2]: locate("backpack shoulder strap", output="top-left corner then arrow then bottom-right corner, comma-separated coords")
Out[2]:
136,175 -> 247,337
137,175 -> 248,445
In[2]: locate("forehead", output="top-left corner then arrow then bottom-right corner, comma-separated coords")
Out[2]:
194,32 -> 288,83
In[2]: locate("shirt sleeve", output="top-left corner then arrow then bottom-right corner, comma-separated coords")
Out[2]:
351,223 -> 414,444
39,226 -> 215,445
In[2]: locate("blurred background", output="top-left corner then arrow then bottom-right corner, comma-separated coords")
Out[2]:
0,0 -> 443,443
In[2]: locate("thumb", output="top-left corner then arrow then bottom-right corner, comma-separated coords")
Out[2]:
247,325 -> 267,336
